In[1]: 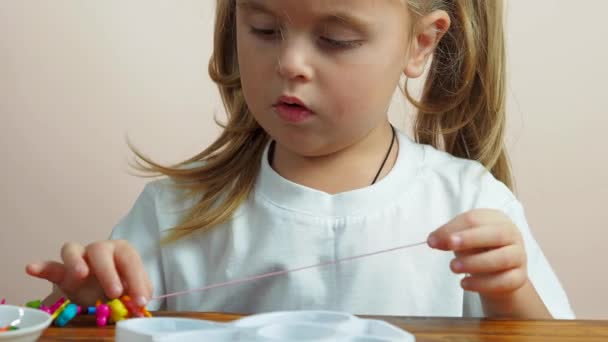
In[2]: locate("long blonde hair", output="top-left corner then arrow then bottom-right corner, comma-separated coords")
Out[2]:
132,0 -> 511,243
407,0 -> 512,189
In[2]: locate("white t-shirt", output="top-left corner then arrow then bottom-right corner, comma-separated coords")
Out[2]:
110,131 -> 574,318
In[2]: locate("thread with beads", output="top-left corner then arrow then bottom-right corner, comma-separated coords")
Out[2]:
24,296 -> 151,327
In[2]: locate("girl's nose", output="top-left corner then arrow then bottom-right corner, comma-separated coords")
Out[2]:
276,38 -> 314,82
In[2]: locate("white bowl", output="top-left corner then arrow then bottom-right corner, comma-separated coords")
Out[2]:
115,312 -> 415,342
0,305 -> 52,342
234,311 -> 367,337
115,317 -> 226,342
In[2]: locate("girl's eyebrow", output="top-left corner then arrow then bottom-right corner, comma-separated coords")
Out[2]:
236,0 -> 274,15
236,0 -> 373,30
318,11 -> 373,32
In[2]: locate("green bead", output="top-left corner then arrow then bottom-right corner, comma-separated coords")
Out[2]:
9,326 -> 19,331
26,300 -> 42,309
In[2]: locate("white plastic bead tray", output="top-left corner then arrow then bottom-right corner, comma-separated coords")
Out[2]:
116,310 -> 415,341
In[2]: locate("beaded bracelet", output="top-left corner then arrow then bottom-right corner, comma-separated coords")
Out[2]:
24,296 -> 151,327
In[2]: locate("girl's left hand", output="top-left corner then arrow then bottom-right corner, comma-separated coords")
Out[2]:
427,209 -> 528,298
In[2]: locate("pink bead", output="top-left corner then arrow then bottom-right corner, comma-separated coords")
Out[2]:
97,304 -> 110,316
96,304 -> 110,327
40,305 -> 52,314
96,316 -> 108,327
49,298 -> 66,313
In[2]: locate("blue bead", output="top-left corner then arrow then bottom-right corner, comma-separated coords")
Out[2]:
55,304 -> 78,327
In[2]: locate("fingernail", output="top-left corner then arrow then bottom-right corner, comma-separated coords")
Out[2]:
27,263 -> 42,273
136,296 -> 148,307
461,278 -> 470,289
452,260 -> 463,272
451,235 -> 462,248
427,236 -> 438,248
112,284 -> 123,297
74,264 -> 86,276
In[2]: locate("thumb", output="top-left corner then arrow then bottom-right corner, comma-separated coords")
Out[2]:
26,261 -> 66,285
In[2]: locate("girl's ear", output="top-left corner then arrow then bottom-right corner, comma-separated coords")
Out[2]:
404,10 -> 451,78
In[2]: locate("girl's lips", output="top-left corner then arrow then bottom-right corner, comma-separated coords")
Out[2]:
273,95 -> 314,123
273,103 -> 313,123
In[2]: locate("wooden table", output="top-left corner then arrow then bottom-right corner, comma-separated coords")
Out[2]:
40,312 -> 608,341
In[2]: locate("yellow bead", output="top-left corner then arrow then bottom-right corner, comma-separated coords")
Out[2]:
107,299 -> 129,323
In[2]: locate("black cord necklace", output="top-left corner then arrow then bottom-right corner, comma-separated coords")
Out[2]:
370,125 -> 396,185
268,125 -> 397,186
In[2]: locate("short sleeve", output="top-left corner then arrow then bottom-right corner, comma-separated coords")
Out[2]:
110,183 -> 167,310
464,199 -> 575,319
504,200 -> 575,319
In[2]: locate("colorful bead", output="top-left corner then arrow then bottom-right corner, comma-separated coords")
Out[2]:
49,298 -> 66,314
141,307 -> 152,318
19,296 -> 152,328
96,303 -> 110,327
54,303 -> 78,327
50,300 -> 71,320
108,299 -> 128,322
25,300 -> 41,309
120,296 -> 142,318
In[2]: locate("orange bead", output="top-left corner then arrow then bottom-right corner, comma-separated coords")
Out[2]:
141,307 -> 152,318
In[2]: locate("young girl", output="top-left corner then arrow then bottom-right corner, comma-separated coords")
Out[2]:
27,0 -> 574,319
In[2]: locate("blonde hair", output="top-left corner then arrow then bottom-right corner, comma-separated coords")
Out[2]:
407,0 -> 512,188
132,0 -> 511,243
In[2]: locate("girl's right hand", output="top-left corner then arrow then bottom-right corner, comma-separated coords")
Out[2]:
25,240 -> 152,308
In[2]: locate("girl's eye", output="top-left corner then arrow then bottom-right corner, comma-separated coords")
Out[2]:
249,26 -> 363,50
319,36 -> 363,50
249,26 -> 281,40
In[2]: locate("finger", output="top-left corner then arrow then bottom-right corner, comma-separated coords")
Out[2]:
428,209 -> 511,250
451,245 -> 526,274
461,268 -> 528,294
85,242 -> 123,299
60,243 -> 89,293
447,224 -> 520,252
113,241 -> 151,307
26,261 -> 66,285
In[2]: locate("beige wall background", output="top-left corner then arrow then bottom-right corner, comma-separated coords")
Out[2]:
1,1 -> 606,319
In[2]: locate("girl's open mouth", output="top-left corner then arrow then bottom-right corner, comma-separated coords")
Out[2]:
273,96 -> 313,123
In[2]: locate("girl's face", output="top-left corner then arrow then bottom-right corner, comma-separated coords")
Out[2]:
236,0 -> 413,157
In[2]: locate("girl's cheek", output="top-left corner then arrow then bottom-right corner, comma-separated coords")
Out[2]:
333,75 -> 373,110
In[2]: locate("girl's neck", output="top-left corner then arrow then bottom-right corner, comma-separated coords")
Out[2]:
270,122 -> 399,194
